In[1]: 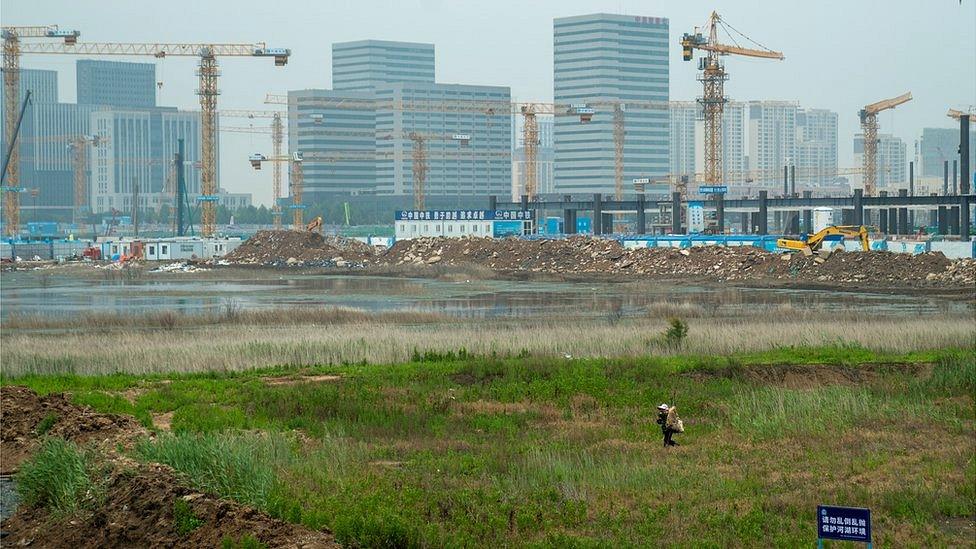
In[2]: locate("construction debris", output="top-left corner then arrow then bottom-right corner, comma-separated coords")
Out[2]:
383,236 -> 974,287
222,230 -> 380,267
150,262 -> 209,273
215,232 -> 974,288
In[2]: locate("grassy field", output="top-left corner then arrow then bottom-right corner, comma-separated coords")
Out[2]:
7,346 -> 974,547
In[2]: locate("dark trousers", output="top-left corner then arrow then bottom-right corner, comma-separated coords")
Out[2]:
663,429 -> 676,447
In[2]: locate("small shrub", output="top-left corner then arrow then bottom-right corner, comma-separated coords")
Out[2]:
16,438 -> 95,515
664,318 -> 689,350
35,412 -> 58,435
154,310 -> 180,330
174,498 -> 205,535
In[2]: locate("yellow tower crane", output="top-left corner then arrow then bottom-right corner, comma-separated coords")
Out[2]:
16,40 -> 290,237
859,92 -> 912,196
219,109 -> 287,228
2,25 -> 80,236
681,12 -> 784,193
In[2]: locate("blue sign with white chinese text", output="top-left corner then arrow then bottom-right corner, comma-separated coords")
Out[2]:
395,210 -> 535,222
698,185 -> 728,194
818,505 -> 871,543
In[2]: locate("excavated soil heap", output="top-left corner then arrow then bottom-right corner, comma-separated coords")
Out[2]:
2,462 -> 338,548
225,230 -> 379,266
385,236 -> 974,286
0,386 -> 147,474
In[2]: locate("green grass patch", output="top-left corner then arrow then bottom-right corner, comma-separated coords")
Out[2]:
16,438 -> 100,516
173,498 -> 205,535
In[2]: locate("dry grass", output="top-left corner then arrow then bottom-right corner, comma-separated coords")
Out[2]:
1,314 -> 971,377
1,306 -> 446,331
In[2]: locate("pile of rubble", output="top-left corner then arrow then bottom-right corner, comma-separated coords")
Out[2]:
384,236 -> 975,287
149,261 -> 209,273
223,230 -> 380,267
385,236 -> 787,280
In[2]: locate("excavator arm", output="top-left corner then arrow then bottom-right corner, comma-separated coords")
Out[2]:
777,225 -> 870,253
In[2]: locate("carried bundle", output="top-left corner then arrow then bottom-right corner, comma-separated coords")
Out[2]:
666,406 -> 684,433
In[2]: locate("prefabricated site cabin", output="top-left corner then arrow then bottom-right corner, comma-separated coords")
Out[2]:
100,237 -> 242,261
394,210 -> 535,240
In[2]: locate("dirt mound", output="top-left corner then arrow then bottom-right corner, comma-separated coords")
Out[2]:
225,230 -> 379,267
787,250 -> 956,285
0,386 -> 147,474
386,237 -> 788,280
383,236 -> 974,287
2,462 -> 338,548
685,362 -> 934,388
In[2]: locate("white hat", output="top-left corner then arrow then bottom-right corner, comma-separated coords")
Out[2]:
657,404 -> 669,410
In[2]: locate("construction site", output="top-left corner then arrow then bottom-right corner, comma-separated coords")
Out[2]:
1,3 -> 974,548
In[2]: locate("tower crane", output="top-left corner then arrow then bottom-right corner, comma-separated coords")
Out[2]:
248,152 -> 304,229
16,40 -> 290,237
681,12 -> 783,194
2,25 -> 80,236
219,109 -> 287,228
859,92 -> 912,196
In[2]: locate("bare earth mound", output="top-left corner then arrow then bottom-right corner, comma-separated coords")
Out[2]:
2,462 -> 338,549
0,386 -> 147,474
225,230 -> 378,267
0,387 -> 338,548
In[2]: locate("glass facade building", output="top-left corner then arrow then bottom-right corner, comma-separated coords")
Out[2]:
288,89 -> 377,196
290,41 -> 511,202
77,60 -> 156,109
332,40 -> 435,92
553,13 -> 670,196
374,82 -> 511,199
90,108 -> 206,214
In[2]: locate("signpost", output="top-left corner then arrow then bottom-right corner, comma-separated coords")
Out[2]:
817,505 -> 871,548
698,185 -> 728,194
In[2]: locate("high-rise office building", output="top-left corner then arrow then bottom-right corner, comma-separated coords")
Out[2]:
374,82 -> 511,198
553,13 -> 669,196
0,69 -> 91,218
90,108 -> 207,214
332,40 -> 435,92
854,133 -> 906,190
796,108 -> 838,187
291,40 -> 511,202
77,60 -> 156,109
670,101 -> 746,189
288,89 -> 377,197
748,101 -> 798,186
918,127 -> 975,179
0,68 -> 59,106
669,102 -> 696,181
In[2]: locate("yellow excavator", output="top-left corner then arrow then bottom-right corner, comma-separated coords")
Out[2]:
777,225 -> 870,254
305,216 -> 323,233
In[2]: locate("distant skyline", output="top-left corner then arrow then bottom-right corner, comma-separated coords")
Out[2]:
3,0 -> 974,206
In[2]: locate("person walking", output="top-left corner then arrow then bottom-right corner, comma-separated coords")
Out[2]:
656,403 -> 682,447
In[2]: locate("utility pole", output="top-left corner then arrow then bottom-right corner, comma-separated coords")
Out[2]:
176,139 -> 186,236
131,178 -> 140,236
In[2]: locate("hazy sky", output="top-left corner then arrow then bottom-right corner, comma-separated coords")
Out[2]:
3,0 -> 975,206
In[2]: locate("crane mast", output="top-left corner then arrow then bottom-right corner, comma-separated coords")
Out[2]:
520,105 -> 539,199
3,26 -> 80,236
271,113 -> 284,229
859,92 -> 912,196
681,12 -> 783,195
410,133 -> 427,210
